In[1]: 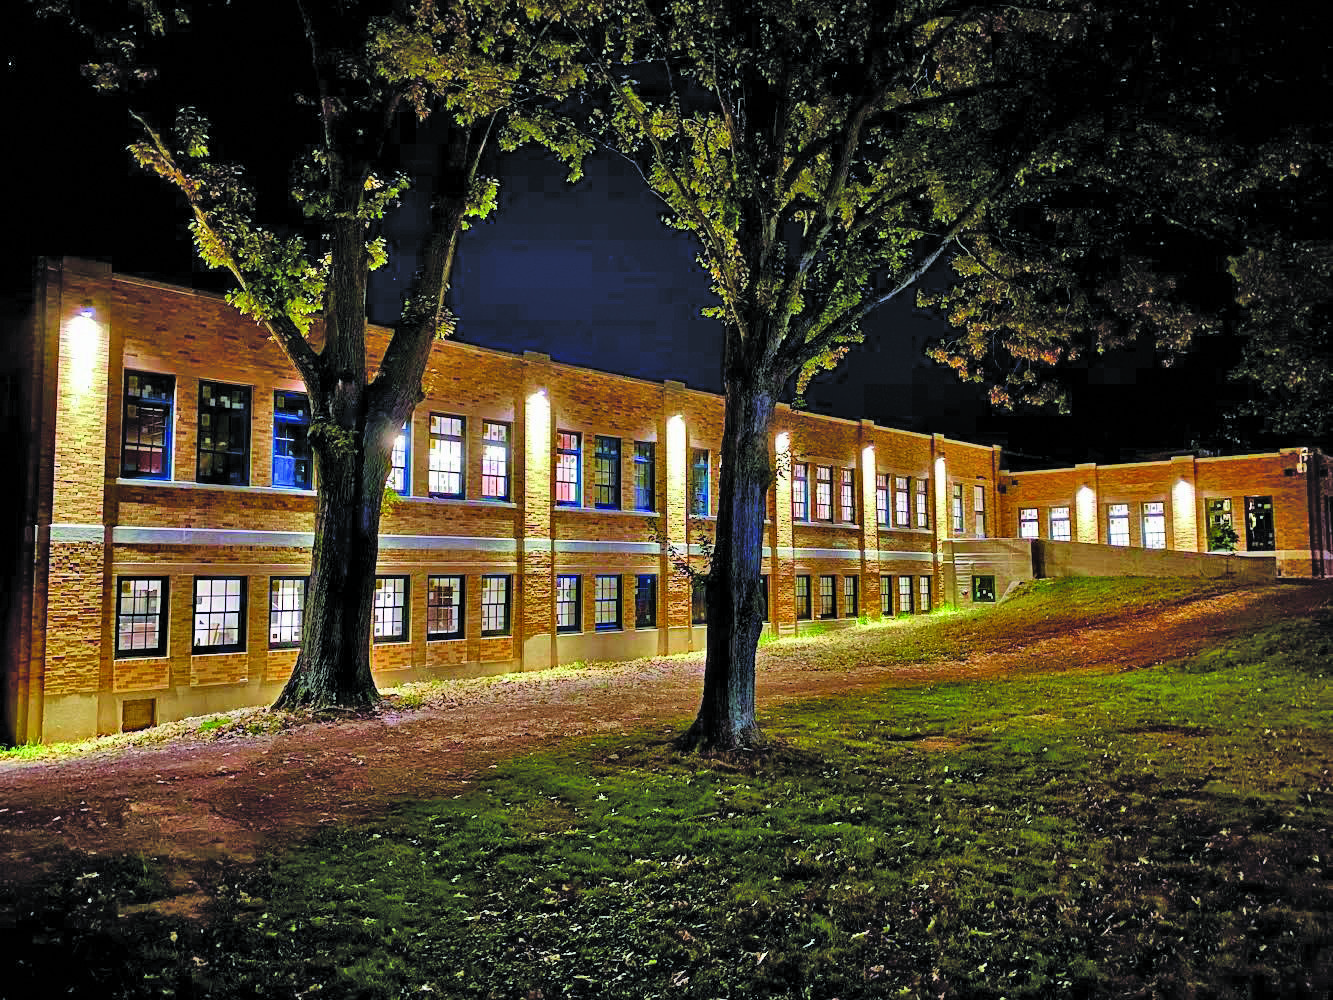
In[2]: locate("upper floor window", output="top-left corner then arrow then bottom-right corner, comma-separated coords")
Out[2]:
815,466 -> 833,521
894,476 -> 910,527
115,576 -> 168,658
122,371 -> 174,480
793,464 -> 810,521
197,381 -> 250,486
595,436 -> 621,509
481,575 -> 512,636
427,575 -> 464,639
875,473 -> 889,527
633,442 -> 656,512
556,574 -> 581,633
429,414 -> 465,499
556,431 -> 581,505
268,576 -> 306,649
373,576 -> 408,642
1019,507 -> 1039,539
1050,506 -> 1071,542
387,422 -> 409,494
481,421 -> 511,500
193,576 -> 246,653
840,468 -> 854,522
951,483 -> 964,534
690,448 -> 710,517
595,575 -> 622,631
973,484 -> 986,537
1142,502 -> 1167,549
915,478 -> 930,529
272,391 -> 312,490
1107,503 -> 1130,546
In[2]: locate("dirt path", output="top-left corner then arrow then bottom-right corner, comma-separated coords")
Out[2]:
2,581 -> 1329,901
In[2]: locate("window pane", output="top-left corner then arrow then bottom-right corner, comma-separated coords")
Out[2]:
690,449 -> 710,517
556,431 -> 581,505
197,382 -> 251,486
815,466 -> 832,520
482,422 -> 510,500
122,373 -> 174,480
840,468 -> 854,522
1142,501 -> 1167,549
635,574 -> 657,628
1050,506 -> 1071,541
1108,503 -> 1130,547
429,414 -> 465,498
193,576 -> 246,652
894,476 -> 909,527
595,436 -> 621,509
915,479 -> 930,528
427,575 -> 464,638
795,576 -> 811,620
843,575 -> 858,617
556,575 -> 581,632
633,442 -> 656,511
386,423 -> 409,494
273,391 -> 312,489
268,577 -> 306,648
1019,507 -> 1039,539
793,464 -> 809,521
595,575 -> 621,630
819,575 -> 836,618
116,577 -> 168,656
875,473 -> 888,526
482,576 -> 511,635
373,576 -> 408,642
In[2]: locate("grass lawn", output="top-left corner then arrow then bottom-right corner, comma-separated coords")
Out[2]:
5,578 -> 1332,998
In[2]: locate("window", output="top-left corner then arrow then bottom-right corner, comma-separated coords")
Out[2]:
594,436 -> 621,509
894,476 -> 910,527
1142,501 -> 1167,549
427,575 -> 464,639
795,575 -> 812,620
918,575 -> 932,612
972,575 -> 996,603
635,574 -> 657,628
951,483 -> 964,534
1108,503 -> 1130,546
121,372 -> 174,480
973,484 -> 987,537
193,576 -> 246,653
428,414 -> 465,499
481,575 -> 511,635
1244,496 -> 1275,551
843,575 -> 858,617
898,575 -> 914,614
595,575 -> 622,630
115,576 -> 168,657
915,478 -> 930,529
387,422 -> 409,494
690,448 -> 710,516
272,391 -> 312,489
268,577 -> 306,648
691,579 -> 708,624
1206,497 -> 1234,550
875,473 -> 889,526
373,576 -> 408,642
197,381 -> 250,486
815,466 -> 833,521
793,464 -> 810,521
1050,506 -> 1071,542
481,422 -> 511,500
840,468 -> 854,522
633,442 -> 655,511
556,431 -> 581,505
556,575 -> 581,633
880,575 -> 893,616
759,574 -> 770,622
1019,507 -> 1039,539
819,574 -> 837,618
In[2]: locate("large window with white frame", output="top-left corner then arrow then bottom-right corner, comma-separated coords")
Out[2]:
481,575 -> 511,635
633,442 -> 655,511
373,576 -> 408,642
272,390 -> 312,490
815,466 -> 833,521
1049,506 -> 1071,541
193,576 -> 246,653
595,575 -> 622,631
1107,504 -> 1131,546
268,576 -> 306,649
1019,507 -> 1039,539
481,421 -> 511,500
894,476 -> 910,527
387,422 -> 409,494
115,576 -> 168,657
840,468 -> 854,522
556,574 -> 581,633
427,575 -> 464,639
555,431 -> 581,506
594,436 -> 621,509
429,414 -> 465,499
197,381 -> 251,486
1142,502 -> 1167,549
793,463 -> 810,521
122,372 -> 174,480
915,478 -> 930,529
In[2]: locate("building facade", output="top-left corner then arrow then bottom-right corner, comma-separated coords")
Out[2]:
3,258 -> 1328,744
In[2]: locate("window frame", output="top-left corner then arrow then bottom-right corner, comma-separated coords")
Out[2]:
372,575 -> 409,643
898,575 -> 914,614
894,475 -> 910,527
973,484 -> 986,537
1142,501 -> 1167,549
759,574 -> 770,623
272,390 -> 312,490
1107,503 -> 1131,547
880,574 -> 893,616
426,574 -> 465,640
690,448 -> 710,517
594,435 -> 621,509
632,441 -> 656,512
594,574 -> 622,631
795,575 -> 812,620
481,421 -> 511,501
387,421 -> 410,494
843,575 -> 858,618
481,575 -> 512,636
556,574 -> 582,633
196,380 -> 251,486
555,430 -> 582,506
875,473 -> 889,527
121,371 -> 175,481
839,468 -> 854,523
792,463 -> 810,521
818,574 -> 837,619
918,575 -> 932,613
634,574 -> 657,628
115,575 -> 169,658
915,478 -> 930,529
428,413 -> 466,499
1049,506 -> 1071,542
193,575 -> 247,654
1018,507 -> 1039,539
691,578 -> 708,625
972,574 -> 996,603
951,483 -> 964,534
1244,495 -> 1275,551
815,465 -> 833,521
268,576 -> 306,649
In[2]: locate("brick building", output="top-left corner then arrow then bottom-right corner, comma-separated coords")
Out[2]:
3,258 -> 1328,744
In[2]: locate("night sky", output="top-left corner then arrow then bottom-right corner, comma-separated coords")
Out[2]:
1,6 -> 1261,467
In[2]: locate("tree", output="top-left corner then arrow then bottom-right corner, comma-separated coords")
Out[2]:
580,0 -> 1215,750
38,0 -> 594,709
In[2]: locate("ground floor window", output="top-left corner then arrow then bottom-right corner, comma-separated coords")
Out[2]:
796,576 -> 812,620
972,575 -> 996,603
918,575 -> 932,612
1049,506 -> 1071,542
897,575 -> 913,614
843,576 -> 858,617
1207,497 -> 1236,550
1142,501 -> 1167,549
691,579 -> 708,624
819,575 -> 837,618
481,575 -> 511,636
1245,495 -> 1275,551
373,576 -> 408,642
595,575 -> 622,631
268,577 -> 305,648
759,574 -> 769,623
556,575 -> 581,633
427,575 -> 464,639
1107,504 -> 1130,547
116,576 -> 168,657
194,576 -> 246,653
635,574 -> 657,628
1019,507 -> 1039,539
880,575 -> 893,617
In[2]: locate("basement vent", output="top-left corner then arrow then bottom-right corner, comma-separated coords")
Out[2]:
1284,468 -> 1297,476
122,698 -> 156,733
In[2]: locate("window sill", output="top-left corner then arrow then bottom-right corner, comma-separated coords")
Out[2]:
426,635 -> 465,643
372,639 -> 410,646
555,506 -> 663,517
191,648 -> 246,656
406,495 -> 518,510
797,519 -> 860,529
118,478 -> 317,497
481,633 -> 512,639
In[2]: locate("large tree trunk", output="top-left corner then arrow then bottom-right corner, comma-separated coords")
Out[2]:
676,375 -> 777,751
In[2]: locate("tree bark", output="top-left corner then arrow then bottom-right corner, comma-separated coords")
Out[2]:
676,373 -> 777,751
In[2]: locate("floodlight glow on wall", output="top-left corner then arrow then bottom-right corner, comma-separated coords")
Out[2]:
526,388 -> 551,501
1076,485 -> 1098,543
65,302 -> 100,394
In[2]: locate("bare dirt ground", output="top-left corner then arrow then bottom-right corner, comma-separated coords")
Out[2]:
2,580 -> 1330,907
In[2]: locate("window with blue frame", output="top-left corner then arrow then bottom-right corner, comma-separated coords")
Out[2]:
556,431 -> 581,506
387,422 -> 409,494
122,371 -> 175,480
272,390 -> 312,489
690,448 -> 710,516
633,441 -> 655,511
